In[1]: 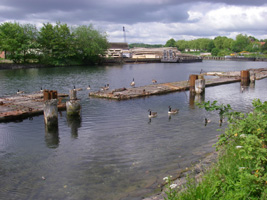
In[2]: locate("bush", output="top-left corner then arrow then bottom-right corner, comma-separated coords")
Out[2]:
164,99 -> 267,199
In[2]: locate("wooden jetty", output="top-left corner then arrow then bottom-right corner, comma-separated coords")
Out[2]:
89,68 -> 267,100
0,92 -> 68,122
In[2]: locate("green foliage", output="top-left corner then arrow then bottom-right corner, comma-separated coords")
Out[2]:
0,22 -> 38,63
165,38 -> 177,47
164,99 -> 267,199
0,21 -> 109,66
129,43 -> 163,48
73,25 -> 109,64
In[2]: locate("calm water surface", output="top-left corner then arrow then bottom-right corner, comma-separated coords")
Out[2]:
0,60 -> 267,200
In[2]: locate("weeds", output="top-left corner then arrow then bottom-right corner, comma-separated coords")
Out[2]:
164,99 -> 267,199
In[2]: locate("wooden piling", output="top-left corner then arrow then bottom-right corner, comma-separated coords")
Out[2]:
43,99 -> 58,126
241,70 -> 250,85
189,74 -> 198,93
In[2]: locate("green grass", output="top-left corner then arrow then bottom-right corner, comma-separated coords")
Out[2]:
164,99 -> 267,200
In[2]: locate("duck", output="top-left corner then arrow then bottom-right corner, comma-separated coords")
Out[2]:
168,106 -> 179,114
87,85 -> 91,90
130,78 -> 135,87
17,89 -> 25,94
148,109 -> 157,118
152,79 -> 157,84
74,85 -> 82,91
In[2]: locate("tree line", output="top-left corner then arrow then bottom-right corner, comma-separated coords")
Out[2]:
0,22 -> 109,65
164,35 -> 267,56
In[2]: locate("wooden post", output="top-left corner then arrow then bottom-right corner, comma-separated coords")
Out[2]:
43,99 -> 58,126
241,70 -> 250,86
66,100 -> 81,116
195,79 -> 205,94
189,74 -> 198,93
43,90 -> 51,101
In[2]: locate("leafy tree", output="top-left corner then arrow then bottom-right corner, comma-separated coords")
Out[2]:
211,48 -> 220,56
176,40 -> 188,51
214,36 -> 228,50
0,22 -> 38,63
164,38 -> 176,47
129,43 -> 163,48
72,24 -> 109,64
231,34 -> 250,52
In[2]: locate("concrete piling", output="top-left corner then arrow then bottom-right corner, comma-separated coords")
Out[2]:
66,100 -> 81,116
43,99 -> 58,126
69,89 -> 77,100
249,71 -> 256,83
66,89 -> 81,116
195,79 -> 205,94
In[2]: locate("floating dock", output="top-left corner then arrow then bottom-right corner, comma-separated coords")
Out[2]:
89,68 -> 267,100
0,92 -> 68,122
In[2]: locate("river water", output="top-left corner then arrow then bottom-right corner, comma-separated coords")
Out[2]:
0,60 -> 267,200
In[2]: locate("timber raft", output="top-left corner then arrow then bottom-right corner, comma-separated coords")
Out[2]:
0,92 -> 68,122
89,68 -> 267,100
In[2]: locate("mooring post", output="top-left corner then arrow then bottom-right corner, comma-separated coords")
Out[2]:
249,71 -> 256,83
189,74 -> 198,93
43,99 -> 58,126
241,70 -> 250,86
195,76 -> 205,94
66,100 -> 81,116
66,89 -> 81,116
69,89 -> 77,100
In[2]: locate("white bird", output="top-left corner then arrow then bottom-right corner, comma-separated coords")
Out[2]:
130,78 -> 135,87
87,85 -> 91,90
152,79 -> 157,84
148,109 -> 157,118
41,176 -> 46,180
168,106 -> 179,114
17,89 -> 24,94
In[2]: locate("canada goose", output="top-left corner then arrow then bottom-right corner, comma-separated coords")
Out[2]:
130,78 -> 135,87
100,85 -> 107,91
205,118 -> 211,126
17,89 -> 24,94
152,79 -> 157,84
168,106 -> 179,114
74,85 -> 82,91
148,109 -> 157,118
87,85 -> 91,90
40,87 -> 43,92
105,84 -> 110,90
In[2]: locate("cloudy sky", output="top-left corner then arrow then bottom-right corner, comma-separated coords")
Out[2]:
0,0 -> 267,44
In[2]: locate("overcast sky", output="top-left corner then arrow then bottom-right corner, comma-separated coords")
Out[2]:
0,0 -> 267,44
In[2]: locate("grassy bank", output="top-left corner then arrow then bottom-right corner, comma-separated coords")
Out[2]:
164,99 -> 267,199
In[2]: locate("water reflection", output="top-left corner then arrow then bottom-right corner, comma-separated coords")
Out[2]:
189,92 -> 205,108
44,125 -> 59,148
67,116 -> 82,138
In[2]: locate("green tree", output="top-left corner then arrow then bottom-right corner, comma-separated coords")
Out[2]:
0,22 -> 38,63
164,38 -> 176,47
211,48 -> 220,56
72,24 -> 109,64
38,22 -> 75,65
214,36 -> 228,50
231,34 -> 250,52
